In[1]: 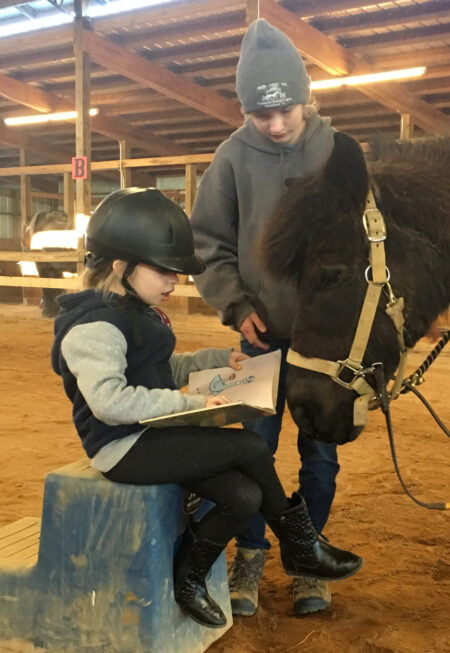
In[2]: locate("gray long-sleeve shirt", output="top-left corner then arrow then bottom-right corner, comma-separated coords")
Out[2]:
62,320 -> 232,472
191,112 -> 335,340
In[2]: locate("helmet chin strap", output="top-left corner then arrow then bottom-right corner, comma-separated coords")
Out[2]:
121,262 -> 139,299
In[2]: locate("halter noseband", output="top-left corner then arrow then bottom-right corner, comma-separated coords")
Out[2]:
287,188 -> 408,428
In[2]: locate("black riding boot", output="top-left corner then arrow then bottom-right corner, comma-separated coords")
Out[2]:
267,492 -> 363,581
173,525 -> 227,628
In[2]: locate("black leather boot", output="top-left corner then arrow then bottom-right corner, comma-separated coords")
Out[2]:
173,526 -> 227,628
267,493 -> 363,581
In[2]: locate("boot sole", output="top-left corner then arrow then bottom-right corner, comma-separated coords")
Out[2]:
186,613 -> 227,629
230,597 -> 258,616
177,601 -> 227,629
294,597 -> 331,616
285,557 -> 363,582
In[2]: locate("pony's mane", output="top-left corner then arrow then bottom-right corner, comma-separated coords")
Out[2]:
261,133 -> 450,284
368,135 -> 450,169
260,132 -> 368,283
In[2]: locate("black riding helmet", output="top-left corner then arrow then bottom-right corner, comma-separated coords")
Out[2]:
85,187 -> 205,275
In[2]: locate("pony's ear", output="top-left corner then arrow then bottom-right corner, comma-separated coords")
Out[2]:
259,132 -> 369,284
323,132 -> 369,198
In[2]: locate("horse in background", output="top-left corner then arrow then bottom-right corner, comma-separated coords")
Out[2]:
260,133 -> 450,445
23,210 -> 75,318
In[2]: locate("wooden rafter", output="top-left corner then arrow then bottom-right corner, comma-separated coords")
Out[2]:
344,24 -> 450,52
81,29 -> 243,128
0,71 -> 191,156
92,0 -> 244,32
0,25 -> 73,56
312,0 -> 450,36
0,72 -> 65,113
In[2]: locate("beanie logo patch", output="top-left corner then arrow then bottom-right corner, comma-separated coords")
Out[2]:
256,82 -> 292,108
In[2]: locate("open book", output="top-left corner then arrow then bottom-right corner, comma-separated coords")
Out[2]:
139,349 -> 281,428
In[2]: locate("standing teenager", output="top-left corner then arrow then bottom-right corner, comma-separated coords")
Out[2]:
51,188 -> 362,629
191,19 -> 341,616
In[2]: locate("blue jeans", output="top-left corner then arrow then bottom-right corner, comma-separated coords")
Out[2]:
236,339 -> 339,550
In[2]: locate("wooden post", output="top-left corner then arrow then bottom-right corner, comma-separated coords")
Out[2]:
184,163 -> 197,218
63,172 -> 74,224
119,140 -> 132,188
400,113 -> 414,140
73,0 -> 91,218
246,0 -> 260,25
19,149 -> 32,243
19,150 -> 32,305
74,0 -> 91,278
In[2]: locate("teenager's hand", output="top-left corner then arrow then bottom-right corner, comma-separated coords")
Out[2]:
239,312 -> 270,351
228,351 -> 250,369
206,395 -> 231,407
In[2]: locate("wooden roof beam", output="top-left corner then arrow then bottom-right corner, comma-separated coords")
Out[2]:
345,24 -> 450,53
314,1 -> 450,37
259,0 -> 352,75
92,0 -> 244,32
259,0 -> 450,135
81,28 -> 243,128
0,24 -> 73,56
371,47 -> 450,71
0,70 -> 190,156
282,0 -> 381,16
0,72 -> 66,113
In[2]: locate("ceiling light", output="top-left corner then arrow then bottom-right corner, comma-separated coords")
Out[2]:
0,13 -> 73,39
5,108 -> 99,126
87,0 -> 173,18
311,67 -> 426,90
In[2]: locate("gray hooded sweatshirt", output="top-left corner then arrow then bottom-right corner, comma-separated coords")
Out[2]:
191,111 -> 335,340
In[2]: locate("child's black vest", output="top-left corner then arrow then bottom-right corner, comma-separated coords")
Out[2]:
52,290 -> 176,457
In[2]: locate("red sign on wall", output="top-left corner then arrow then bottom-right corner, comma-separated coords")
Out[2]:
72,156 -> 88,180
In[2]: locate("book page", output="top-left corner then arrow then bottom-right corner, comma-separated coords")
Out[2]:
188,349 -> 281,411
139,350 -> 281,429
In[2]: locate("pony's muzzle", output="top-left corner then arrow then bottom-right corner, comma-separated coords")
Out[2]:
291,405 -> 363,445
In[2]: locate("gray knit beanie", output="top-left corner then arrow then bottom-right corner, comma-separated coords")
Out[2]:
236,19 -> 310,112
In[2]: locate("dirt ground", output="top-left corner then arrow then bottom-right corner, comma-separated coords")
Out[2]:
0,301 -> 449,653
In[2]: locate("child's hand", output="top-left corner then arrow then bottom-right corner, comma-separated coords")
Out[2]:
206,395 -> 231,408
229,351 -> 250,370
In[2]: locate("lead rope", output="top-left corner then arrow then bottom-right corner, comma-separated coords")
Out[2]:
401,329 -> 450,393
371,341 -> 450,510
400,329 -> 450,437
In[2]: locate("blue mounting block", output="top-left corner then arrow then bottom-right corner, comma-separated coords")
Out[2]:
0,459 -> 232,652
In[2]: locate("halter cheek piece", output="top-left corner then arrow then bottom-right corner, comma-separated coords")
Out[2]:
287,188 -> 408,428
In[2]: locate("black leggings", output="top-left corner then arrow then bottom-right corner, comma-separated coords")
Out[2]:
104,426 -> 289,545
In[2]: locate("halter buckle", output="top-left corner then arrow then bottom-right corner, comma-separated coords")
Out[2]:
363,210 -> 387,242
335,359 -> 364,388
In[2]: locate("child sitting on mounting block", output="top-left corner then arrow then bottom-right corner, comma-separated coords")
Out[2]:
51,187 -> 362,628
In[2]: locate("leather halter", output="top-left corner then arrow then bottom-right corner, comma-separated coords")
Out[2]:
286,188 -> 409,428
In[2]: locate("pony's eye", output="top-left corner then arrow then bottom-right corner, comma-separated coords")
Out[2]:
313,266 -> 345,291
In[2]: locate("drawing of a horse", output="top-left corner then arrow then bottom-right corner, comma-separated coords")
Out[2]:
260,133 -> 450,445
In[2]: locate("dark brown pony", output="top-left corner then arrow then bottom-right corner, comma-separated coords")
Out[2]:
260,133 -> 450,445
24,210 -> 75,318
